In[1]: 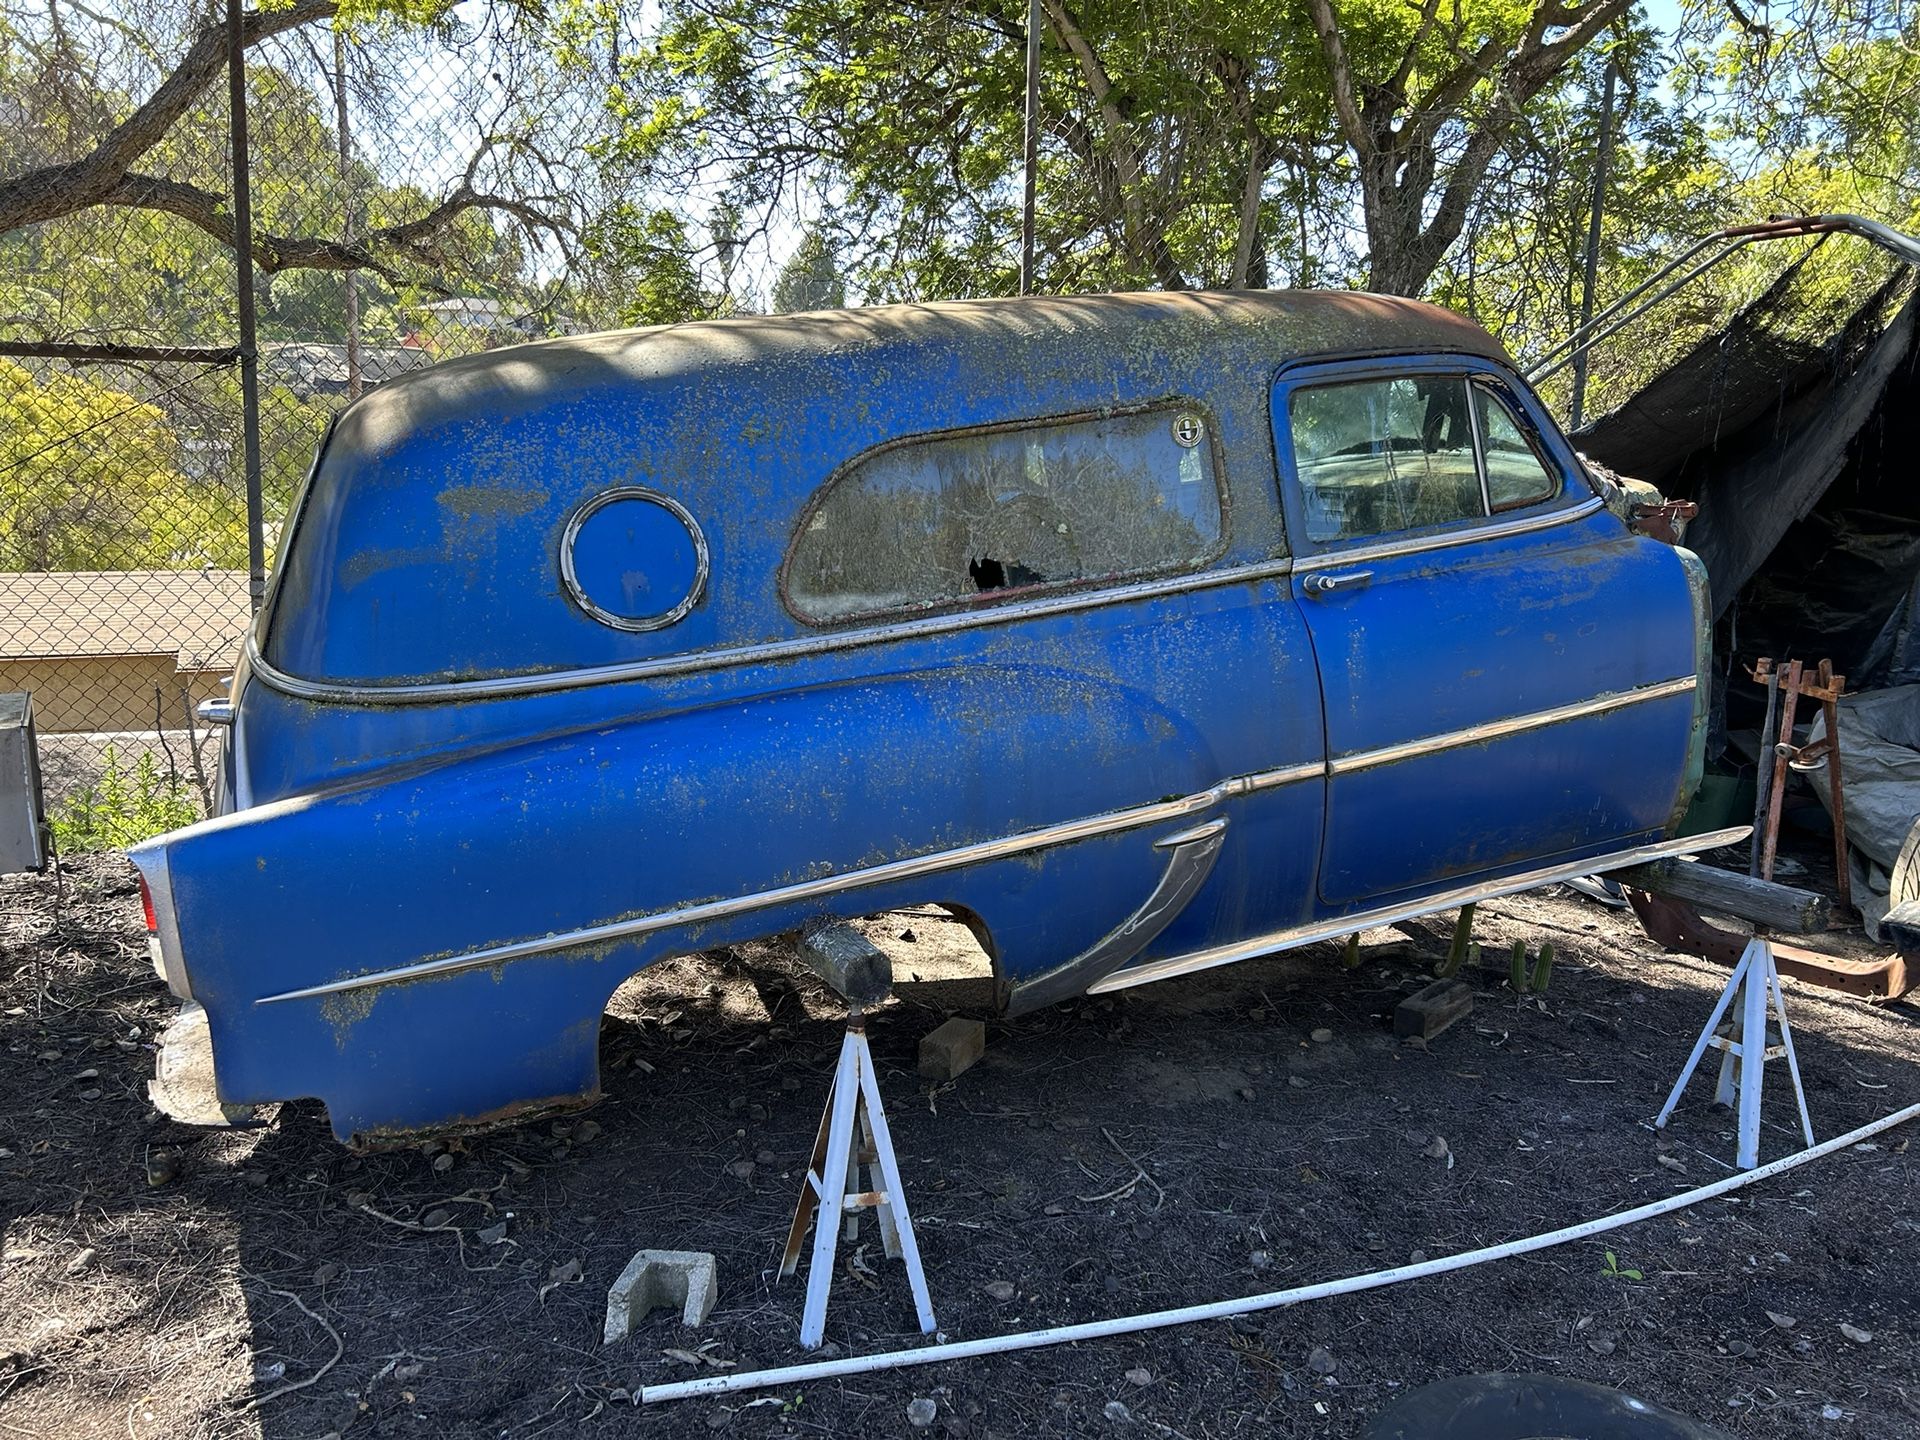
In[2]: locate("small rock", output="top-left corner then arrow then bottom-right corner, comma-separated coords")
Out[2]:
983,1279 -> 1015,1302
906,1397 -> 937,1428
1586,1337 -> 1615,1355
1288,1076 -> 1309,1089
1124,1366 -> 1152,1386
1766,1310 -> 1797,1330
476,1221 -> 510,1246
706,1409 -> 729,1430
1421,1136 -> 1452,1165
576,1120 -> 601,1142
74,1068 -> 98,1081
1309,1028 -> 1333,1044
1656,1153 -> 1687,1173
1823,1405 -> 1848,1421
1727,1338 -> 1755,1357
63,1247 -> 98,1277
145,1149 -> 178,1187
726,1159 -> 755,1181
77,1088 -> 101,1101
37,1051 -> 60,1062
420,1208 -> 451,1229
1250,1250 -> 1271,1271
1103,1400 -> 1133,1424
254,1359 -> 287,1383
1793,1338 -> 1815,1355
1840,1323 -> 1873,1344
1306,1345 -> 1337,1375
314,1261 -> 342,1286
1409,1250 -> 1428,1265
755,1149 -> 777,1166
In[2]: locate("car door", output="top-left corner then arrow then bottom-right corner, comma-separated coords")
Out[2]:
1271,355 -> 1704,911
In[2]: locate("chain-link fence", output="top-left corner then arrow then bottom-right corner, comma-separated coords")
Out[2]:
0,0 -> 626,848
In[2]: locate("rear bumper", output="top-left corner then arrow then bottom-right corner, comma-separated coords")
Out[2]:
149,1002 -> 253,1127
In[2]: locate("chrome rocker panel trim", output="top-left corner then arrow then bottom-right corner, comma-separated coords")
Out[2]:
252,673 -> 1694,1009
1085,823 -> 1753,996
1003,817 -> 1229,1017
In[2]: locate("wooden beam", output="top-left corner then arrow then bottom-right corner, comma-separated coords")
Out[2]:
1611,857 -> 1829,934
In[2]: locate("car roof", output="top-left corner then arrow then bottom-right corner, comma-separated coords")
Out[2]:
336,290 -> 1508,454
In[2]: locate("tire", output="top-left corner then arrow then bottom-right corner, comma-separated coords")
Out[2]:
1891,815 -> 1920,909
1366,1373 -> 1732,1440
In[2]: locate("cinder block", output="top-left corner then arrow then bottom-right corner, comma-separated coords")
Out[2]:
1394,979 -> 1474,1041
918,1017 -> 986,1081
602,1249 -> 717,1344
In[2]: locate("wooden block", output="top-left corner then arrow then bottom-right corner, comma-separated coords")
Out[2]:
1611,857 -> 1829,934
1394,979 -> 1474,1041
918,1017 -> 986,1081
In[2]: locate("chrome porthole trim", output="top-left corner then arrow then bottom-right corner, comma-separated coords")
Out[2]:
559,486 -> 710,633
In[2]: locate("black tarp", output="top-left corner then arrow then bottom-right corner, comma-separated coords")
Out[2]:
1577,250 -> 1920,709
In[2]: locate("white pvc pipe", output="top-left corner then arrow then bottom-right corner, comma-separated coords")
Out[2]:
642,1099 -> 1920,1404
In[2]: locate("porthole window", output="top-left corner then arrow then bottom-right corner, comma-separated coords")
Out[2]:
784,405 -> 1227,624
560,487 -> 708,632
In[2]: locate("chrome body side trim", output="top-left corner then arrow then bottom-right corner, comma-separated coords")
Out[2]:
1085,823 -> 1754,996
1004,817 -> 1229,1017
255,779 -> 1286,1007
244,557 -> 1300,706
1327,676 -> 1698,776
1294,495 -> 1604,573
247,677 -> 1699,1008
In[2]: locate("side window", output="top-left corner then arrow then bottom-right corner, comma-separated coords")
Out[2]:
1473,384 -> 1561,512
1288,376 -> 1483,542
785,407 -> 1225,624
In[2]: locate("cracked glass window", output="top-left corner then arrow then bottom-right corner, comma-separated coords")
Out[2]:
785,408 -> 1225,624
1289,376 -> 1484,543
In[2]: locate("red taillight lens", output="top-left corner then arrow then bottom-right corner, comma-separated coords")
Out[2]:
139,876 -> 157,934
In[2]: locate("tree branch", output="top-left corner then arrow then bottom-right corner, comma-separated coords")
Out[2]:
0,0 -> 341,237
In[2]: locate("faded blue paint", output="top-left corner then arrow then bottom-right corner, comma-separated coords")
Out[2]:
131,292 -> 1704,1144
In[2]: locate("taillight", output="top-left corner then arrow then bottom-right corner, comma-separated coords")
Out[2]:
140,876 -> 157,934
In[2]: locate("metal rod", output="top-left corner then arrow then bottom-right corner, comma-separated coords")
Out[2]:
1761,659 -> 1804,885
228,0 -> 266,613
0,342 -> 241,363
1818,660 -> 1852,913
332,27 -> 361,402
1568,59 -> 1617,431
1528,212 -> 1920,386
1018,0 -> 1041,295
642,1098 -> 1920,1404
1750,661 -> 1779,878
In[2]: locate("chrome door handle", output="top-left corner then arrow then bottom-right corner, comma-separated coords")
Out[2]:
1302,569 -> 1373,596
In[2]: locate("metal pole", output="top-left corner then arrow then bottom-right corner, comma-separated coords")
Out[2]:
227,0 -> 266,612
1568,59 -> 1617,431
333,28 -> 361,401
1019,0 -> 1040,295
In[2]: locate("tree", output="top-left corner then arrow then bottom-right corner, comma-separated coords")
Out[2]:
604,0 -> 1660,300
771,231 -> 846,312
0,0 -> 591,295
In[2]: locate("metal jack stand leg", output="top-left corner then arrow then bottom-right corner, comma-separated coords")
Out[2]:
1656,938 -> 1815,1169
780,1011 -> 936,1350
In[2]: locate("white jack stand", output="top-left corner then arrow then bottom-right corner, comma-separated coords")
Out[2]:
779,1011 -> 937,1350
1656,937 -> 1816,1170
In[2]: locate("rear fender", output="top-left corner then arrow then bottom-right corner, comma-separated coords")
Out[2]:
134,662 -> 1216,1141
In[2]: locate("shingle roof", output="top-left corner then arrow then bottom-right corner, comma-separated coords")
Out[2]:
0,570 -> 250,670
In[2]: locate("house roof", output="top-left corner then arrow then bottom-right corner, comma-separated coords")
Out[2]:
0,570 -> 250,670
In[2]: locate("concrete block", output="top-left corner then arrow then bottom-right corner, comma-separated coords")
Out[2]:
602,1249 -> 717,1344
918,1017 -> 986,1081
1394,979 -> 1474,1042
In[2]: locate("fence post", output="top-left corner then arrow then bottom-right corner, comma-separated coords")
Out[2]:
227,0 -> 267,613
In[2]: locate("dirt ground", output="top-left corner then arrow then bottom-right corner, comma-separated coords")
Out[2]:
2,848 -> 1918,1439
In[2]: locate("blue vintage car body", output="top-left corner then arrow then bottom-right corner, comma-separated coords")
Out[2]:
131,292 -> 1728,1144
